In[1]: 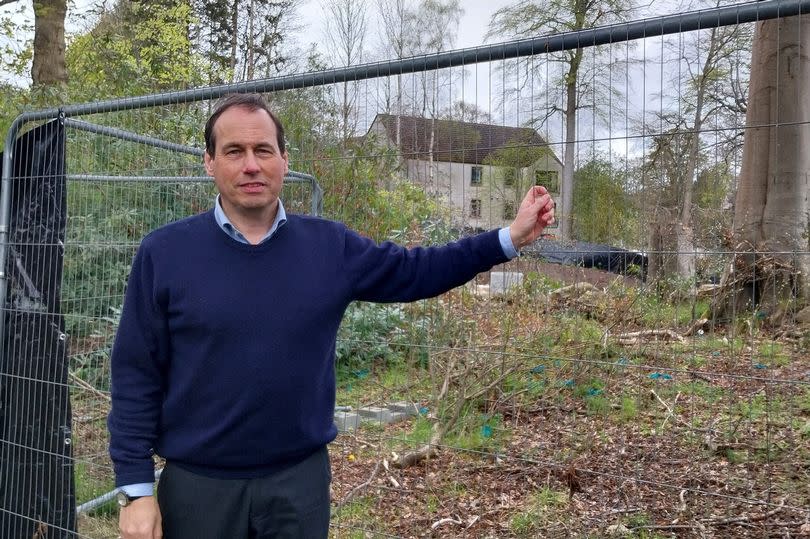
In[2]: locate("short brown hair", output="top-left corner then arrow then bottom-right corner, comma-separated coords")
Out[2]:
204,94 -> 286,156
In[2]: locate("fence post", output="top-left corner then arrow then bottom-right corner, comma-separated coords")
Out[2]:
0,118 -> 75,537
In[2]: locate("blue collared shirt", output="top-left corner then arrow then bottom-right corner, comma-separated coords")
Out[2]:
213,195 -> 288,244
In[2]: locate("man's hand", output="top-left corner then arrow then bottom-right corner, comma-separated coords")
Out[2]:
119,496 -> 162,539
509,186 -> 556,250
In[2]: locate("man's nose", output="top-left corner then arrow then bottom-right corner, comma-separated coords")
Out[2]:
243,151 -> 260,173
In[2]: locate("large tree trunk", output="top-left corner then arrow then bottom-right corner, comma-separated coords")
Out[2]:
559,47 -> 582,241
228,0 -> 239,82
670,27 -> 724,280
718,14 -> 810,316
31,0 -> 67,86
648,209 -> 695,281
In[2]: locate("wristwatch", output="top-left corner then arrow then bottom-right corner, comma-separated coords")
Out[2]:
116,491 -> 145,507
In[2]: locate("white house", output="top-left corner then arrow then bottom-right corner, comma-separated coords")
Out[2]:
365,114 -> 563,230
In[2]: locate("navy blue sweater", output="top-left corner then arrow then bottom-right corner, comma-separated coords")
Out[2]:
108,210 -> 508,486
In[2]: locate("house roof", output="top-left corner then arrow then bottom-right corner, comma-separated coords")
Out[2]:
370,114 -> 560,167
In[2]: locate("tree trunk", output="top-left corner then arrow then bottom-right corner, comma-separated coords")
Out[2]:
673,28 -> 723,280
31,0 -> 67,86
247,0 -> 255,80
648,209 -> 695,281
718,14 -> 810,315
559,48 -> 582,241
229,0 -> 239,82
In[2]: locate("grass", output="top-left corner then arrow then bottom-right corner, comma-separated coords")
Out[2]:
675,380 -> 726,403
509,487 -> 568,537
330,495 -> 388,538
75,461 -> 119,536
620,395 -> 639,422
448,412 -> 507,454
336,361 -> 432,407
75,462 -> 116,507
756,339 -> 791,367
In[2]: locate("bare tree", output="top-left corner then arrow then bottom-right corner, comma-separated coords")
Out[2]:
376,0 -> 415,132
489,0 -> 635,241
375,0 -> 463,182
646,7 -> 752,281
375,0 -> 462,118
323,0 -> 369,140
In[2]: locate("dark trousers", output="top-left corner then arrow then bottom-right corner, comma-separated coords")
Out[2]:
157,447 -> 331,539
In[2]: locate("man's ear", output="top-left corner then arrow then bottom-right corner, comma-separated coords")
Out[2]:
203,151 -> 215,176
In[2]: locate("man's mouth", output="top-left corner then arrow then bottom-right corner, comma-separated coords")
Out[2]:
240,182 -> 266,192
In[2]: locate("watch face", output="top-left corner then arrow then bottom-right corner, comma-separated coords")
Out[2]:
116,491 -> 129,507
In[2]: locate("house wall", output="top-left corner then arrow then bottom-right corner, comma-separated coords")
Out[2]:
405,158 -> 563,231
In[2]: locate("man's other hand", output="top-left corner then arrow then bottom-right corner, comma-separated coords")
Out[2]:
119,496 -> 162,539
509,186 -> 556,250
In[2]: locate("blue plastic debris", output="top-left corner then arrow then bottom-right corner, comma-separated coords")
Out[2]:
527,381 -> 544,391
711,351 -> 721,357
563,379 -> 575,388
617,357 -> 629,365
530,365 -> 546,374
649,372 -> 673,380
419,406 -> 429,416
352,369 -> 370,379
481,425 -> 493,438
753,363 -> 767,369
755,311 -> 767,320
587,388 -> 603,396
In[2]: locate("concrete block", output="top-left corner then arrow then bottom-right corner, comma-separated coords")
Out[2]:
389,412 -> 408,424
388,401 -> 418,416
357,406 -> 394,424
334,411 -> 360,432
490,272 -> 523,294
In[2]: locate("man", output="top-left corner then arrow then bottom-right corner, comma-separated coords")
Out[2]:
109,93 -> 555,539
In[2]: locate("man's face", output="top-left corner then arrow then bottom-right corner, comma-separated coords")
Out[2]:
203,106 -> 289,217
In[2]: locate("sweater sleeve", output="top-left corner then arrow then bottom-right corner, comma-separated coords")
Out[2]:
107,240 -> 169,487
344,228 -> 510,303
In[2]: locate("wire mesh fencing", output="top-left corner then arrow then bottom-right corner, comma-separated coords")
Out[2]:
1,1 -> 809,537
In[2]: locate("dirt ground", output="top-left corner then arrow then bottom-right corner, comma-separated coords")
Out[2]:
327,356 -> 810,538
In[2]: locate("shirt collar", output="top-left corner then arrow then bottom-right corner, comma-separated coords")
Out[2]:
213,195 -> 287,245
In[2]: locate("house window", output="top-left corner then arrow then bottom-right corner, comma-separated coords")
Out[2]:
502,201 -> 516,220
470,166 -> 483,185
535,170 -> 559,193
470,199 -> 481,219
503,167 -> 517,187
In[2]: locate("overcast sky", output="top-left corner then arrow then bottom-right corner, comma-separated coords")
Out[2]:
299,0 -> 515,50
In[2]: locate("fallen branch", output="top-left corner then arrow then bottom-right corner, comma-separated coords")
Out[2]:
701,498 -> 786,526
657,391 -> 681,431
683,317 -> 709,337
431,517 -> 463,530
394,352 -> 520,468
550,282 -> 599,300
333,461 -> 382,512
431,517 -> 462,530
68,372 -> 111,402
613,329 -> 685,345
